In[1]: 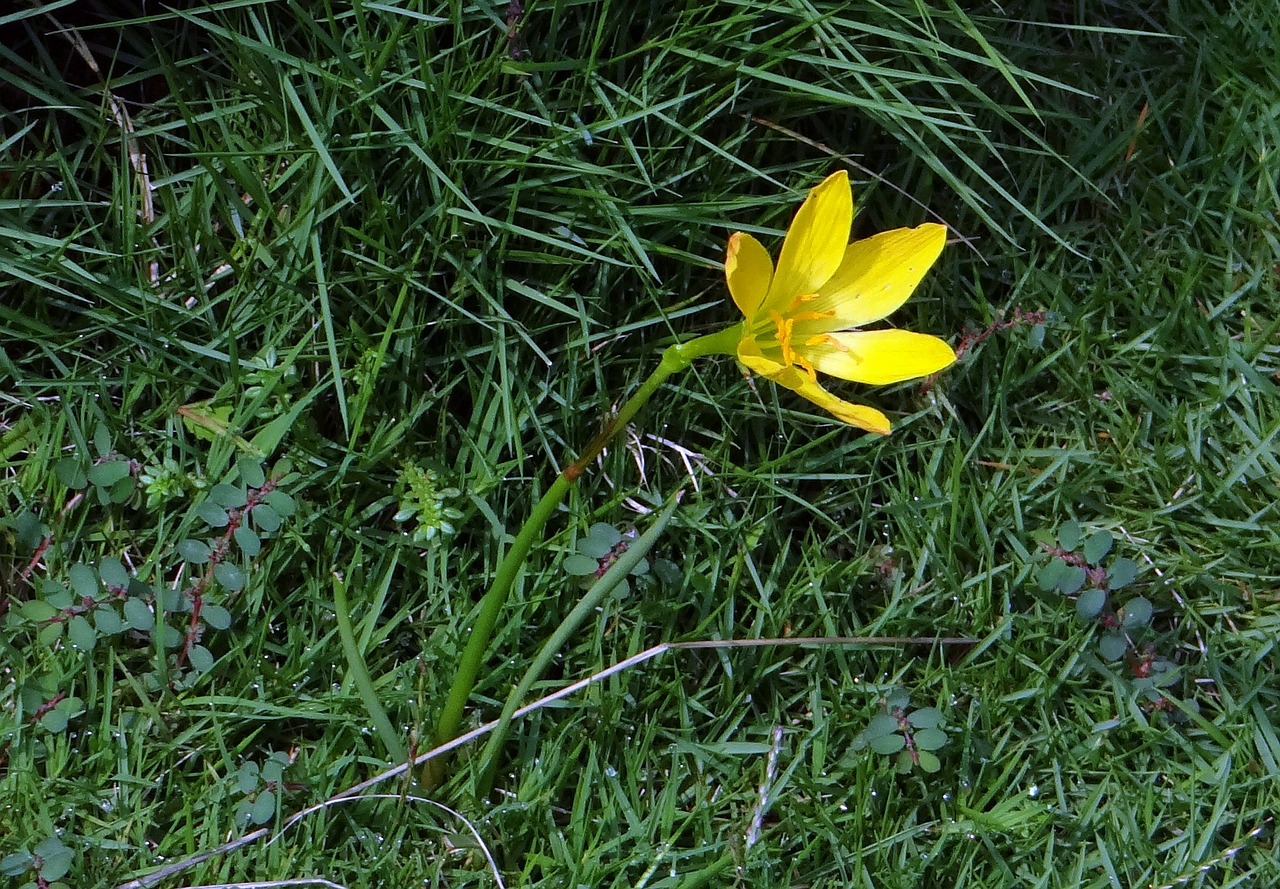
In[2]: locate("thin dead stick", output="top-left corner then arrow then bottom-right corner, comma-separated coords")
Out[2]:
50,17 -> 155,228
114,633 -> 975,889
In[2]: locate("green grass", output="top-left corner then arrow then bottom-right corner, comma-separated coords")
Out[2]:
3,0 -> 1279,886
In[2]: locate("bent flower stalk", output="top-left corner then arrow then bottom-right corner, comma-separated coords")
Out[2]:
725,169 -> 955,433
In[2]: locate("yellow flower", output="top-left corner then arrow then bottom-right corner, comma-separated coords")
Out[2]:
725,170 -> 955,434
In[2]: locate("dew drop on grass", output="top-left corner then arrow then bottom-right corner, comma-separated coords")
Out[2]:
1028,784 -> 1039,798
604,765 -> 617,777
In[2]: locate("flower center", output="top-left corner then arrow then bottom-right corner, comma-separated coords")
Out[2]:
766,293 -> 835,381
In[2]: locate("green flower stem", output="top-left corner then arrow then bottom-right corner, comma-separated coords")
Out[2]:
332,566 -> 408,765
426,326 -> 739,786
475,490 -> 683,795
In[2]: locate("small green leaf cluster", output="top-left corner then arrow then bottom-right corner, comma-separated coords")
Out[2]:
394,464 -> 462,543
1,835 -> 74,888
1036,520 -> 1150,661
15,679 -> 84,733
233,751 -> 293,827
563,523 -> 650,597
8,457 -> 294,691
852,689 -> 948,774
138,456 -> 205,510
5,426 -> 298,751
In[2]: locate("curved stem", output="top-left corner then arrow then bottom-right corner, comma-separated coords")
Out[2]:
474,490 -> 683,795
332,565 -> 408,765
426,326 -> 740,786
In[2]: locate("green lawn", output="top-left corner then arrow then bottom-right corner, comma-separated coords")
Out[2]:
3,1 -> 1278,887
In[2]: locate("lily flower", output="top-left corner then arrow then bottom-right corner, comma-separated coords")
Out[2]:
725,170 -> 955,434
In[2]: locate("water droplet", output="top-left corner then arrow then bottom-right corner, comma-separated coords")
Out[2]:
1027,784 -> 1039,798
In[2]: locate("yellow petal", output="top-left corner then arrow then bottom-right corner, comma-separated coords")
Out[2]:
801,223 -> 947,331
738,341 -> 892,434
768,171 -> 852,308
806,330 -> 956,385
725,232 -> 774,319
789,372 -> 892,434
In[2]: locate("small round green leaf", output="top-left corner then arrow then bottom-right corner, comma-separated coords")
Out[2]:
564,554 -> 598,576
914,728 -> 948,751
68,563 -> 99,600
885,688 -> 911,710
88,459 -> 131,487
870,733 -> 906,755
0,851 -> 33,877
262,490 -> 296,517
160,587 -> 186,611
98,557 -> 129,589
261,757 -> 286,784
93,422 -> 113,458
1122,596 -> 1153,629
1075,587 -> 1107,620
196,501 -> 230,528
177,539 -> 213,564
907,707 -> 945,730
579,538 -> 615,559
14,510 -> 45,551
862,713 -> 900,740
237,458 -> 266,488
1036,559 -> 1067,592
1059,566 -> 1087,595
1106,557 -> 1139,590
188,644 -> 215,673
38,622 -> 64,646
108,475 -> 134,503
237,762 -> 260,794
40,581 -> 72,609
55,458 -> 88,490
250,790 -> 276,824
67,615 -> 97,651
587,522 -> 622,545
234,799 -> 255,827
210,483 -> 247,508
1097,632 -> 1128,661
40,709 -> 69,732
214,562 -> 246,591
93,606 -> 124,634
1083,531 -> 1113,565
894,749 -> 913,774
916,750 -> 942,773
1058,519 -> 1082,552
19,600 -> 59,623
233,526 -> 261,557
33,838 -> 71,881
251,504 -> 281,532
202,604 -> 233,630
159,624 -> 184,649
